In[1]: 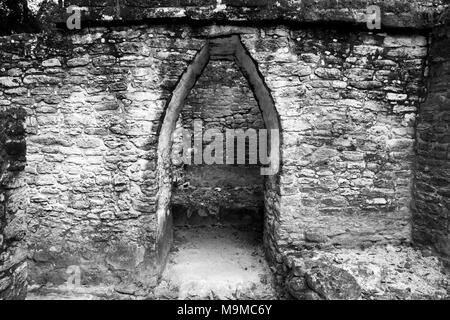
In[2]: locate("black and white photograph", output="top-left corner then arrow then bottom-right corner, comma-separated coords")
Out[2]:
0,0 -> 449,308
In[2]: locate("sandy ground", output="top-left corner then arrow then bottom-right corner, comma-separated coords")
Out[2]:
27,225 -> 278,300
154,226 -> 278,300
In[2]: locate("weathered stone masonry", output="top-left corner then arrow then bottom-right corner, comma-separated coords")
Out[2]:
413,21 -> 450,264
0,80 -> 27,299
1,26 -> 427,288
171,59 -> 266,225
0,0 -> 449,299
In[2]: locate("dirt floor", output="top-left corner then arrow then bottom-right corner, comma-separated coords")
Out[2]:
153,225 -> 278,300
27,225 -> 279,300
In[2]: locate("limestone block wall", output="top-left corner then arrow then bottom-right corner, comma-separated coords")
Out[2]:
17,29 -> 206,287
244,29 -> 429,275
0,24 -> 430,290
413,24 -> 450,264
0,77 -> 27,298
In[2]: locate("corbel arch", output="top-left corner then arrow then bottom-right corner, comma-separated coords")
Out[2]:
155,35 -> 280,272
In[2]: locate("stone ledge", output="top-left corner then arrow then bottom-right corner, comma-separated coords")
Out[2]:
51,0 -> 448,30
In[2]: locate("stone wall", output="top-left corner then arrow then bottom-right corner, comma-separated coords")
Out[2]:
53,0 -> 447,29
18,29 -> 205,289
0,24 -> 430,293
0,71 -> 27,299
249,29 -> 428,278
172,59 -> 265,225
413,23 -> 450,265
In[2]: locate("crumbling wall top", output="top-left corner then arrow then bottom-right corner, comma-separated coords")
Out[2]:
41,0 -> 450,30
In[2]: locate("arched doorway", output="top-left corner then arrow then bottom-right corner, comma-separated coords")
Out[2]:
155,35 -> 281,278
